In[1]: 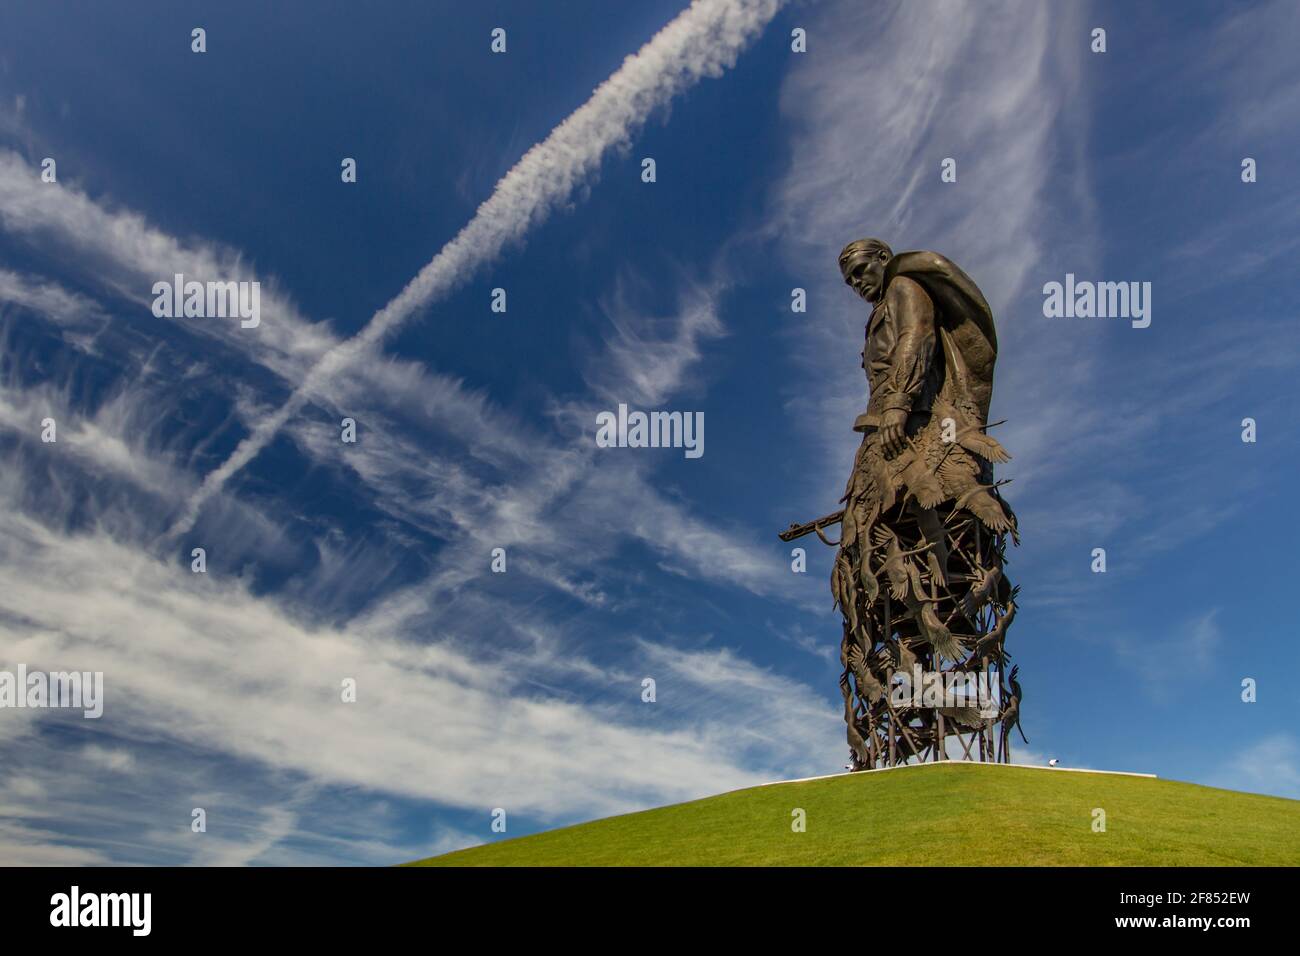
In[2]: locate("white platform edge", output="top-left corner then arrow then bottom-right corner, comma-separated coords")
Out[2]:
760,761 -> 1157,787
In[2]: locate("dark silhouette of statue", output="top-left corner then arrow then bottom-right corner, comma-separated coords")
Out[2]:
782,240 -> 1021,768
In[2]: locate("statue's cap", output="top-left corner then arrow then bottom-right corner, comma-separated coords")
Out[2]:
838,238 -> 893,280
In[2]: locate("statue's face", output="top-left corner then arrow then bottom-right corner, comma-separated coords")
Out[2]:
845,247 -> 890,303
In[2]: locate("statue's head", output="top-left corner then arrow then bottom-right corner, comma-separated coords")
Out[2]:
839,238 -> 893,303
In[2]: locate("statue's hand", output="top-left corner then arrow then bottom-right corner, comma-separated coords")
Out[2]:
880,408 -> 908,459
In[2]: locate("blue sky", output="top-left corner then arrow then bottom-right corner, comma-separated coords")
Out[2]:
0,0 -> 1297,865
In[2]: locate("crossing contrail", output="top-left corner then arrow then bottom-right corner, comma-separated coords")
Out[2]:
166,0 -> 784,538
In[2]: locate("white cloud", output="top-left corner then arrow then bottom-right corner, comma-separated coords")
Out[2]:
0,268 -> 108,329
0,503 -> 828,837
583,270 -> 727,407
1209,734 -> 1300,801
1108,609 -> 1222,699
80,744 -> 136,773
0,151 -> 336,382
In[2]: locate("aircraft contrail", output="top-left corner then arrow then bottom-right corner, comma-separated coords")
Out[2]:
165,0 -> 784,538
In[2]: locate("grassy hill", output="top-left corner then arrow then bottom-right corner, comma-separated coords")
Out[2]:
407,763 -> 1300,866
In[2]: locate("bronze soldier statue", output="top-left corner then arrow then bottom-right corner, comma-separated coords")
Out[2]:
782,239 -> 1021,769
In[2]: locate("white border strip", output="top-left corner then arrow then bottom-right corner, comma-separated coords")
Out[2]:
760,762 -> 1157,787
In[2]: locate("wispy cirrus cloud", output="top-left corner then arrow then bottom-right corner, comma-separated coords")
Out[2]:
582,269 -> 727,408
0,150 -> 335,380
0,1 -> 837,866
167,0 -> 786,537
0,506 -> 800,817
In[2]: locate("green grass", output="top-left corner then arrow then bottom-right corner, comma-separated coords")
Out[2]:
406,764 -> 1300,866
